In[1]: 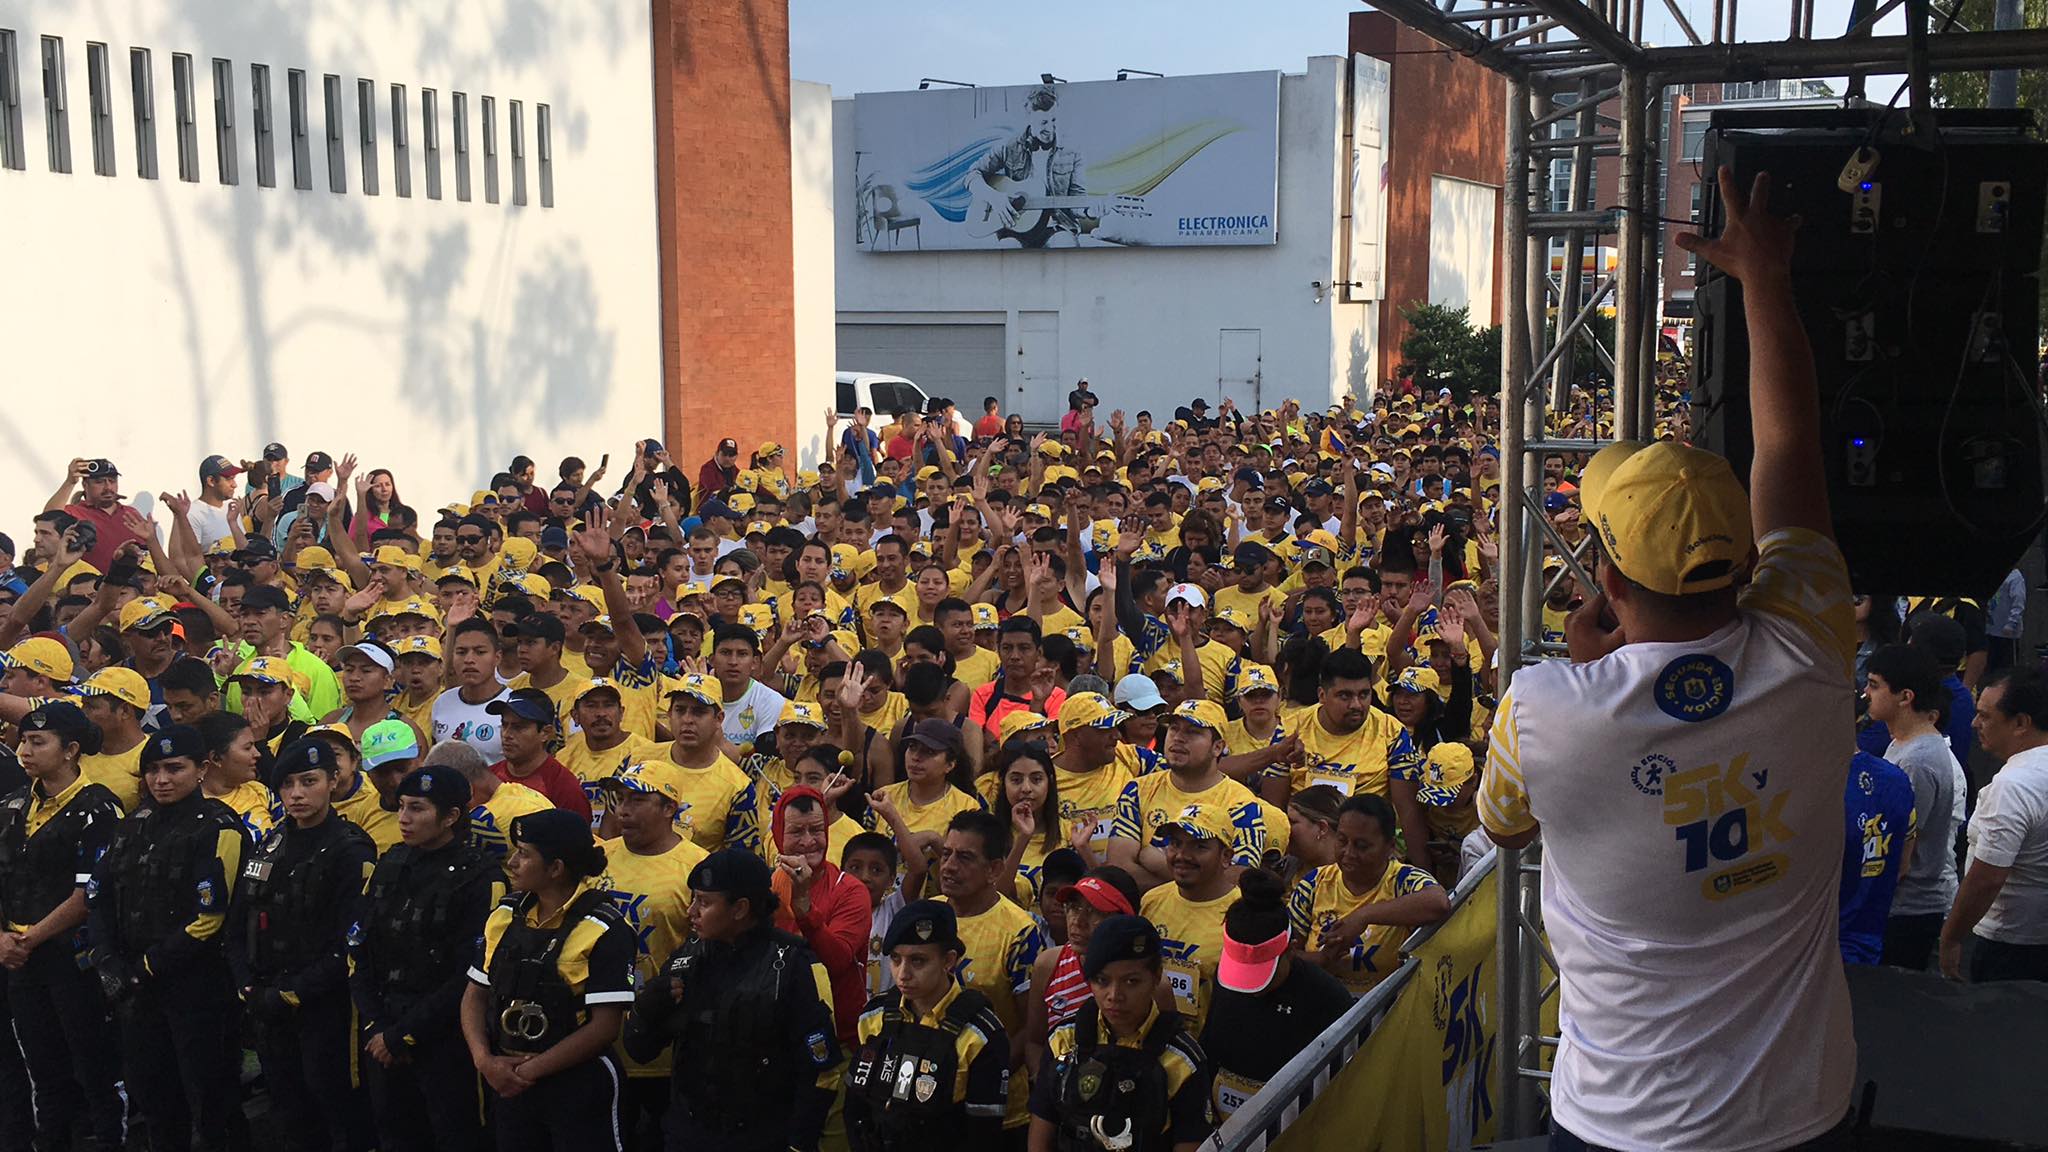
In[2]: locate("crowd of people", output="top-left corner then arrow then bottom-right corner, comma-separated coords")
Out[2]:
0,166 -> 2042,1152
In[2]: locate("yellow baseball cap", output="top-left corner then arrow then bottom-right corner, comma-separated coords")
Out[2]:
737,603 -> 776,636
676,580 -> 710,601
6,637 -> 74,683
797,468 -> 822,487
296,545 -> 338,570
1234,662 -> 1280,698
1037,441 -> 1069,458
757,441 -> 784,459
501,538 -> 538,570
1389,665 -> 1441,698
1208,607 -> 1254,633
1089,519 -> 1120,552
80,667 -> 150,712
234,656 -> 308,694
664,672 -> 723,710
1058,692 -> 1130,734
1576,440 -> 1648,514
609,758 -> 687,806
731,472 -> 759,494
1168,699 -> 1227,733
372,545 -> 422,572
1022,503 -> 1053,520
562,584 -> 607,612
1043,464 -> 1080,484
727,492 -> 757,514
507,573 -> 552,600
1418,741 -> 1477,806
370,597 -> 443,626
436,564 -> 479,588
1588,442 -> 1751,595
390,635 -> 444,661
1150,801 -> 1235,847
118,597 -> 177,633
970,603 -> 1000,630
999,711 -> 1055,745
778,701 -> 828,730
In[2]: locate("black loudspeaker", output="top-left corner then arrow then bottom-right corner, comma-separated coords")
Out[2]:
1690,109 -> 2048,597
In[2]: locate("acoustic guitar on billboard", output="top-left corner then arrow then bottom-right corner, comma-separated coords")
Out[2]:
964,175 -> 1151,238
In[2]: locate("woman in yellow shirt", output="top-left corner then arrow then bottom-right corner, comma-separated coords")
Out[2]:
1287,793 -> 1449,995
868,718 -> 985,866
196,712 -> 275,841
990,744 -> 1066,905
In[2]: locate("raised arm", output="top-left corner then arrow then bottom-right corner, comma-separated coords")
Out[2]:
1674,167 -> 1828,540
44,458 -> 85,514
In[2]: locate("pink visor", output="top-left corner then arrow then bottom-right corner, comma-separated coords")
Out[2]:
1217,929 -> 1292,993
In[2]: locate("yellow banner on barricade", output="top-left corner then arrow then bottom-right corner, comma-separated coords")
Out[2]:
1270,869 -> 1523,1152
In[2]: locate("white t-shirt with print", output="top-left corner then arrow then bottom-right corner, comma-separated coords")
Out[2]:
1480,528 -> 1857,1152
1967,744 -> 2048,945
720,679 -> 789,748
433,686 -> 511,763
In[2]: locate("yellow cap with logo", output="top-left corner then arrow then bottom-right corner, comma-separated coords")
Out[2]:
80,667 -> 151,711
1169,699 -> 1228,733
1151,801 -> 1235,847
664,673 -> 723,710
1418,742 -> 1477,806
778,701 -> 828,730
1057,692 -> 1130,734
999,711 -> 1055,745
1584,441 -> 1751,596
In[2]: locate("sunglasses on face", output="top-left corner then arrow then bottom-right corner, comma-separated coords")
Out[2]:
457,534 -> 486,545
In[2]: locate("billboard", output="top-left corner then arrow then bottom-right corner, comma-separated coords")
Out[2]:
851,72 -> 1280,251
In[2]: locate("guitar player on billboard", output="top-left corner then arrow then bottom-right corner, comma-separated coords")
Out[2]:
965,84 -> 1141,248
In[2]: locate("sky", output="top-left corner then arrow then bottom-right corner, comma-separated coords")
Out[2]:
787,0 -> 1912,99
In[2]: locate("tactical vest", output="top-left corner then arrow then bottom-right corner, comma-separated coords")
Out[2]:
240,820 -> 372,984
485,888 -> 620,1055
845,987 -> 993,1152
0,784 -> 117,928
673,931 -> 809,1135
356,841 -> 490,1005
96,796 -> 243,957
1053,1000 -> 1177,1152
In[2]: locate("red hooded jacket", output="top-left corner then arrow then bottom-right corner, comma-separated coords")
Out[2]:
770,786 -> 872,1044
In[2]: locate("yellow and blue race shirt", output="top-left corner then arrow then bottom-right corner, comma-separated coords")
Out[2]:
1291,705 -> 1416,799
1111,773 -> 1268,867
1288,861 -> 1440,995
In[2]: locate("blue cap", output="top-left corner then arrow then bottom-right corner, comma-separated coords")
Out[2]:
700,500 -> 735,520
486,690 -> 557,728
396,766 -> 471,810
141,724 -> 206,766
1543,491 -> 1571,513
540,525 -> 569,549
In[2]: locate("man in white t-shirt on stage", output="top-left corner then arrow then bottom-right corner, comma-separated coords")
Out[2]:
1480,167 -> 1859,1152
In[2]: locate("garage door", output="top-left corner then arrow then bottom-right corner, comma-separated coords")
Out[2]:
836,323 -> 1005,407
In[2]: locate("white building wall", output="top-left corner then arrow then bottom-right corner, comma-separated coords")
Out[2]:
0,1 -> 661,537
831,57 -> 1376,425
790,79 -> 836,469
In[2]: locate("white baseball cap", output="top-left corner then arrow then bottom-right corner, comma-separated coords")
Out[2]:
1165,583 -> 1207,608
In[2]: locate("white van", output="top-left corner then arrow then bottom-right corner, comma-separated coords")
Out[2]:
833,371 -> 974,442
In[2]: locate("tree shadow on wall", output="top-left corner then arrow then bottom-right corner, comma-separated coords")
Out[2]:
469,244 -> 616,469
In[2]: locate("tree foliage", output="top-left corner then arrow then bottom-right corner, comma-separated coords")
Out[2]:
1396,302 -> 1502,400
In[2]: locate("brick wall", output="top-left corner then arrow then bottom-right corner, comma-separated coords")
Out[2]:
652,0 -> 796,479
1352,11 -> 1507,386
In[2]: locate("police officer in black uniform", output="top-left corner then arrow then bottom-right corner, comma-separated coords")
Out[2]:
845,900 -> 1011,1151
461,809 -> 638,1152
229,737 -> 377,1152
0,702 -> 125,1151
348,765 -> 501,1152
87,723 -> 253,1152
622,847 -> 842,1152
1028,915 -> 1215,1152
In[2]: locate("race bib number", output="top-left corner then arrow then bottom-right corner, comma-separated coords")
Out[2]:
1163,957 -> 1199,1014
1322,775 -> 1353,796
1214,1068 -> 1262,1118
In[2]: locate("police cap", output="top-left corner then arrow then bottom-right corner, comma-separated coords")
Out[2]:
1081,915 -> 1163,981
883,899 -> 963,956
272,737 -> 339,779
395,766 -> 472,811
140,724 -> 206,766
687,848 -> 774,912
18,700 -> 101,754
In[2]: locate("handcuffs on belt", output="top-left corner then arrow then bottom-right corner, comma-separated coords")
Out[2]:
499,1000 -> 550,1043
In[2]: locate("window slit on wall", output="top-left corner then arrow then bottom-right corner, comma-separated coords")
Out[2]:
171,52 -> 197,182
536,102 -> 552,207
0,30 -> 24,171
452,90 -> 470,201
389,82 -> 409,197
212,58 -> 237,185
85,42 -> 114,176
356,78 -> 377,195
251,63 -> 273,187
509,98 -> 525,205
421,87 -> 440,200
40,35 -> 69,174
129,48 -> 155,178
287,68 -> 310,190
479,94 -> 497,204
322,73 -> 344,193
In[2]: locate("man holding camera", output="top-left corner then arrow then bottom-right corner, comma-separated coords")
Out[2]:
42,458 -> 146,572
